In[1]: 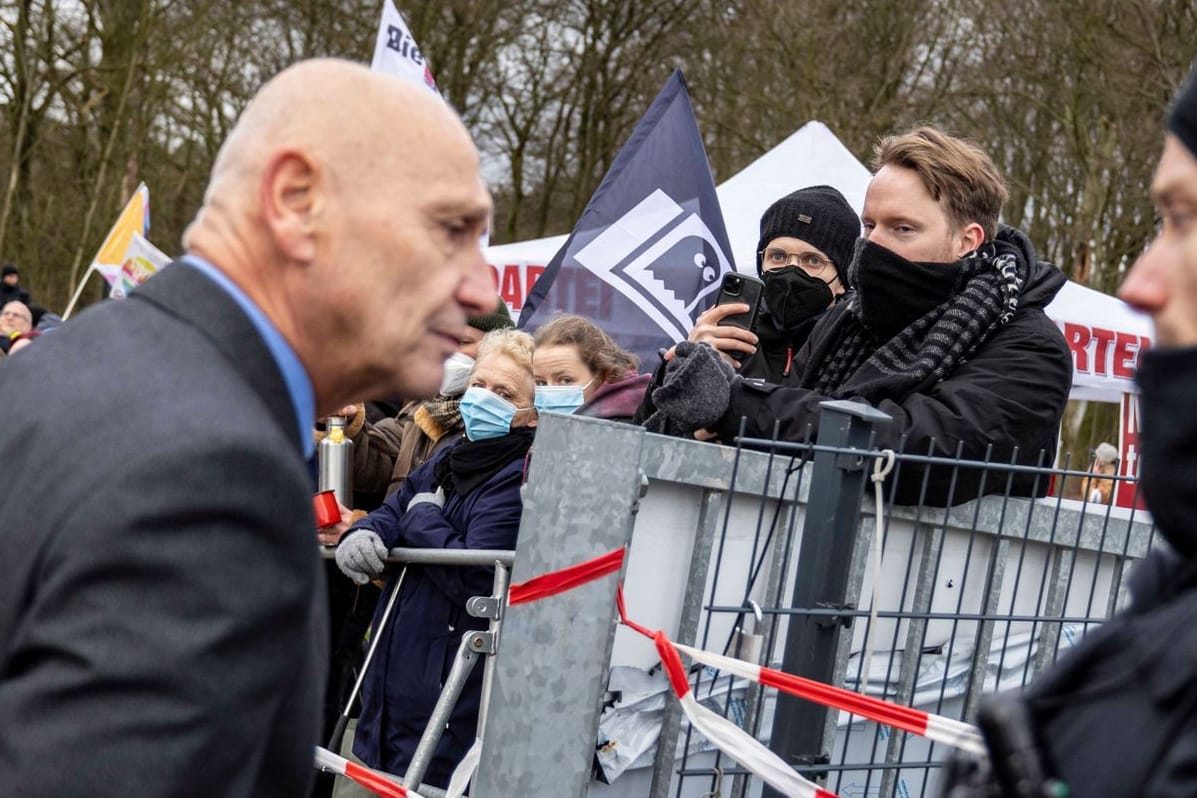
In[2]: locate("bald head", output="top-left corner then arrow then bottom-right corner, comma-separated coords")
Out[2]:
183,59 -> 494,415
188,59 -> 473,248
1,301 -> 32,336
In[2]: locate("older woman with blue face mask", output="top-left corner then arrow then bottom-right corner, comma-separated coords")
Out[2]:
334,327 -> 536,788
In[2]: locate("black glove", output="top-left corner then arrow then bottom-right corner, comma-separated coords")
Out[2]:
642,342 -> 734,435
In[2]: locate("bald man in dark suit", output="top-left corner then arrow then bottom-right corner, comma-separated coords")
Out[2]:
0,59 -> 493,797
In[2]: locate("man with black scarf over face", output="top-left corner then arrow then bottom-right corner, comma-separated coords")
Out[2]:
647,126 -> 1072,506
939,64 -> 1197,798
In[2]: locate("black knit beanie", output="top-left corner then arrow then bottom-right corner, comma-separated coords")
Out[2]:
467,297 -> 514,333
756,185 -> 860,276
1168,62 -> 1197,159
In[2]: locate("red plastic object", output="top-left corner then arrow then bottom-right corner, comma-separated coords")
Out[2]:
313,490 -> 340,528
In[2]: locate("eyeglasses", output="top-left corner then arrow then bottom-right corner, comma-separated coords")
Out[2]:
759,247 -> 834,276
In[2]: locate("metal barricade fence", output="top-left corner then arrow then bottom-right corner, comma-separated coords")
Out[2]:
469,408 -> 1155,798
320,547 -> 515,798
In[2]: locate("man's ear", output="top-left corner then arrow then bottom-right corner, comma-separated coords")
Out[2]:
955,222 -> 986,258
261,150 -> 321,263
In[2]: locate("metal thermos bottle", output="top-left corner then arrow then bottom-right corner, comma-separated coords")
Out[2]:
318,416 -> 354,506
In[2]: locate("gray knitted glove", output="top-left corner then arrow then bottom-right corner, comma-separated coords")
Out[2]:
646,342 -> 735,433
407,487 -> 445,511
335,528 -> 388,585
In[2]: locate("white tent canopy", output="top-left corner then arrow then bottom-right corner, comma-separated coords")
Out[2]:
712,121 -> 871,271
1045,280 -> 1152,400
485,122 -> 1152,402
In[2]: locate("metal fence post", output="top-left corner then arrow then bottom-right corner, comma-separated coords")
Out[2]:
649,487 -> 723,798
472,413 -> 646,798
764,399 -> 891,794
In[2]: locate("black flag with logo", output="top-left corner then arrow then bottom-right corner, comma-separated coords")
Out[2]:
518,70 -> 734,367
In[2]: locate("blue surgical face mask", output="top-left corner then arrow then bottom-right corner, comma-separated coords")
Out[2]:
533,378 -> 594,416
459,386 -> 528,441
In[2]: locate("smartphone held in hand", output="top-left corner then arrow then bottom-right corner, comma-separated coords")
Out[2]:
713,272 -> 764,361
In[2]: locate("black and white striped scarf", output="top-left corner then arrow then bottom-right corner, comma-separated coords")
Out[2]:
804,238 -> 1027,403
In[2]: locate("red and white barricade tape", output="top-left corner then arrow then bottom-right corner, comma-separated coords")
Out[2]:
314,746 -> 423,798
671,642 -> 987,757
507,546 -> 625,606
445,737 -> 481,798
315,741 -> 478,798
323,543 -> 986,796
651,629 -> 841,798
614,573 -> 986,760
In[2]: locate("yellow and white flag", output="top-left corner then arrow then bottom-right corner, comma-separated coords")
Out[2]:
91,183 -> 150,280
100,232 -> 171,299
64,184 -> 168,317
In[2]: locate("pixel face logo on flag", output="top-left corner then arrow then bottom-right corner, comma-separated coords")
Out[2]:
519,70 -> 735,366
574,188 -> 732,342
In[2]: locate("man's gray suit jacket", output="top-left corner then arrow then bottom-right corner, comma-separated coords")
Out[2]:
0,262 -> 328,797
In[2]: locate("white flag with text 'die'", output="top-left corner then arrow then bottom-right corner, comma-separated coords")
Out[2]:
370,0 -> 438,93
517,70 -> 734,368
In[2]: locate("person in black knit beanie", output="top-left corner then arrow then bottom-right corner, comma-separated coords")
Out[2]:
670,184 -> 860,385
1165,62 -> 1197,156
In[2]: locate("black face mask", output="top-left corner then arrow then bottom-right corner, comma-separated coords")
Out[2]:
850,239 -> 959,337
761,267 -> 835,332
1136,349 -> 1197,558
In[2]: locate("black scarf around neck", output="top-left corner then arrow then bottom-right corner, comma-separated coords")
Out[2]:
852,242 -> 960,338
805,238 -> 1027,403
434,427 -> 535,501
1136,346 -> 1197,559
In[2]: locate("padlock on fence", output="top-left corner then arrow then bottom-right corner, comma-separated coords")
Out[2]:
730,599 -> 765,665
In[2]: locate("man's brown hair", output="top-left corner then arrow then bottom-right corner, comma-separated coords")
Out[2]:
872,126 -> 1009,241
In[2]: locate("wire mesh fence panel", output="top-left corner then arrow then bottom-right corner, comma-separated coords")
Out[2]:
596,407 -> 1155,798
495,413 -> 1154,798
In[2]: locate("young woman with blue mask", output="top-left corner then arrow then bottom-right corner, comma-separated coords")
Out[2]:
532,314 -> 649,423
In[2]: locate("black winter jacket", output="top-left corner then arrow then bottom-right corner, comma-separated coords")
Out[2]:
738,308 -> 823,385
0,283 -> 30,308
713,227 -> 1072,506
349,442 -> 527,787
1020,347 -> 1197,796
